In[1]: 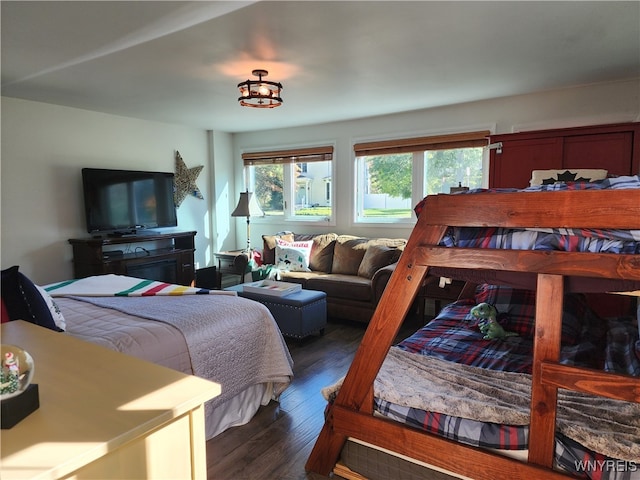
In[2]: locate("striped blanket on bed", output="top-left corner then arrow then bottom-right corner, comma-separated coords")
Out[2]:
45,274 -> 236,297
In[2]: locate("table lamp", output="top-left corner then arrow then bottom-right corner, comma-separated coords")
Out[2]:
231,190 -> 264,253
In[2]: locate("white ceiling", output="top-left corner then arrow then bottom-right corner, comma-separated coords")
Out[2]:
2,1 -> 639,133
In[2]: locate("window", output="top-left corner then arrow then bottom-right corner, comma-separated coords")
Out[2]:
354,131 -> 489,223
242,146 -> 334,222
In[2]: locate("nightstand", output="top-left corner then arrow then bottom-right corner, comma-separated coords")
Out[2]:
416,277 -> 466,319
213,250 -> 250,286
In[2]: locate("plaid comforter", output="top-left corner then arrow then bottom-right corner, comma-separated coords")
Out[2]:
384,298 -> 640,480
414,175 -> 640,254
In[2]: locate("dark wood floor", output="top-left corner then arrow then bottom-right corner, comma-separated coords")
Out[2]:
206,316 -> 421,480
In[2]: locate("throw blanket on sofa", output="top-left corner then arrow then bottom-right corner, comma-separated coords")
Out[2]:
71,294 -> 293,411
46,274 -> 236,297
323,347 -> 639,462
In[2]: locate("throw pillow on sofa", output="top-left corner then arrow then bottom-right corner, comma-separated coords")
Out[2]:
262,232 -> 295,265
275,239 -> 313,272
357,244 -> 402,279
293,233 -> 338,273
331,236 -> 369,275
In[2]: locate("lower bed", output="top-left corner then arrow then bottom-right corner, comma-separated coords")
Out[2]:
48,275 -> 294,440
326,284 -> 640,480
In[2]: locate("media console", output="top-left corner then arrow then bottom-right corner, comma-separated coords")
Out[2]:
68,231 -> 196,285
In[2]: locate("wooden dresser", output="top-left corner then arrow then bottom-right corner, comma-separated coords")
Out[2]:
0,321 -> 220,480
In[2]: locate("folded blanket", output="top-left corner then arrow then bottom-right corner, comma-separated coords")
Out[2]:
323,347 -> 640,462
45,274 -> 236,297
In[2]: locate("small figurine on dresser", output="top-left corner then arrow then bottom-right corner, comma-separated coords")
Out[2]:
0,344 -> 38,429
0,351 -> 21,395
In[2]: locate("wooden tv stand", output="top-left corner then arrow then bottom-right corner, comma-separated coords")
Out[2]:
68,231 -> 196,285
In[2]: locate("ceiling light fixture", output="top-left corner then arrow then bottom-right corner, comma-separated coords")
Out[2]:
237,69 -> 283,108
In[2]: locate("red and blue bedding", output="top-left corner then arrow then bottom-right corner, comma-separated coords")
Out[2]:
415,175 -> 640,255
382,284 -> 640,479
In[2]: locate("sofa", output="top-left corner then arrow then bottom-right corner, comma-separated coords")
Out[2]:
261,233 -> 407,323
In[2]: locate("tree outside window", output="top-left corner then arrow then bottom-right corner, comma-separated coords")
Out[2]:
243,146 -> 334,221
355,131 -> 488,222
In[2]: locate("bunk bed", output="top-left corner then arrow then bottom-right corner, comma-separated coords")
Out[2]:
306,176 -> 640,480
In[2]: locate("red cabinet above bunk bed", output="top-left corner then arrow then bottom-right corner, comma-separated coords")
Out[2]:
488,122 -> 640,189
487,121 -> 640,318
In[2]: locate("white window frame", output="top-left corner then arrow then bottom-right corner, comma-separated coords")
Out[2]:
353,130 -> 490,225
242,145 -> 335,225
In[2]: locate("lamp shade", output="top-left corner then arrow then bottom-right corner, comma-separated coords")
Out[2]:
231,191 -> 263,217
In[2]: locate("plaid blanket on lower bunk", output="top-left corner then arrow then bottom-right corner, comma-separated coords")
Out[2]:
384,292 -> 640,480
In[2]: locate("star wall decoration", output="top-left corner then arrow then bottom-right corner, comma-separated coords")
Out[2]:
174,150 -> 204,207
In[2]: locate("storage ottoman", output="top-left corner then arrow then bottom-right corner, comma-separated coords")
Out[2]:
225,285 -> 327,339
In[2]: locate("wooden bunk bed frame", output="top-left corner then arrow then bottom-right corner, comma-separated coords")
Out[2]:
306,189 -> 640,480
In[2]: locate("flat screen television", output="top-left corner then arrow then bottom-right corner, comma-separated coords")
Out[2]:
82,168 -> 178,234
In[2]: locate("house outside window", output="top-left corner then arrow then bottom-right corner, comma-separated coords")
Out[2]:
354,130 -> 489,223
242,146 -> 334,222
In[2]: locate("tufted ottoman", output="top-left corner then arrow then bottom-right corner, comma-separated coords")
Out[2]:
225,284 -> 327,339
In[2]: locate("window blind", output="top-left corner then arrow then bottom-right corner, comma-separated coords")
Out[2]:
353,130 -> 490,157
242,146 -> 333,165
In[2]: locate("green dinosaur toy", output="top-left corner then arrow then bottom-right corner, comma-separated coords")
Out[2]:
470,302 -> 518,340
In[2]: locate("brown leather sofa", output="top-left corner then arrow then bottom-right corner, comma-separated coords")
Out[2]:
262,233 -> 407,323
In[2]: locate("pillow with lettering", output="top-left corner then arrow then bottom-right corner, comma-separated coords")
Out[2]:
275,239 -> 313,272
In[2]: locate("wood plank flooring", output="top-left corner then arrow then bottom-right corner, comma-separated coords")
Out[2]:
206,317 -> 422,480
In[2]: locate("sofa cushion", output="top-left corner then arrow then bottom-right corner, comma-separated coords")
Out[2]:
331,236 -> 369,275
277,271 -> 313,288
294,233 -> 338,273
262,232 -> 295,265
306,274 -> 373,302
368,238 -> 408,250
357,244 -> 402,279
275,239 -> 313,272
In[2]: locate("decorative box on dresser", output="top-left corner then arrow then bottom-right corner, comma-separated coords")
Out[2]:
0,320 -> 220,480
68,230 -> 196,285
488,122 -> 640,188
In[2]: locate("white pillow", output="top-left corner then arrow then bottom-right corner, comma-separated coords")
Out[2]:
36,285 -> 66,331
275,239 -> 313,272
530,169 -> 607,186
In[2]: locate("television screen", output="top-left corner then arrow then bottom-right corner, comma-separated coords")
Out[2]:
82,168 -> 178,234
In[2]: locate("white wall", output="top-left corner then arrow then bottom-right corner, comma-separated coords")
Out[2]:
233,79 -> 640,246
2,79 -> 639,284
1,97 -> 214,284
